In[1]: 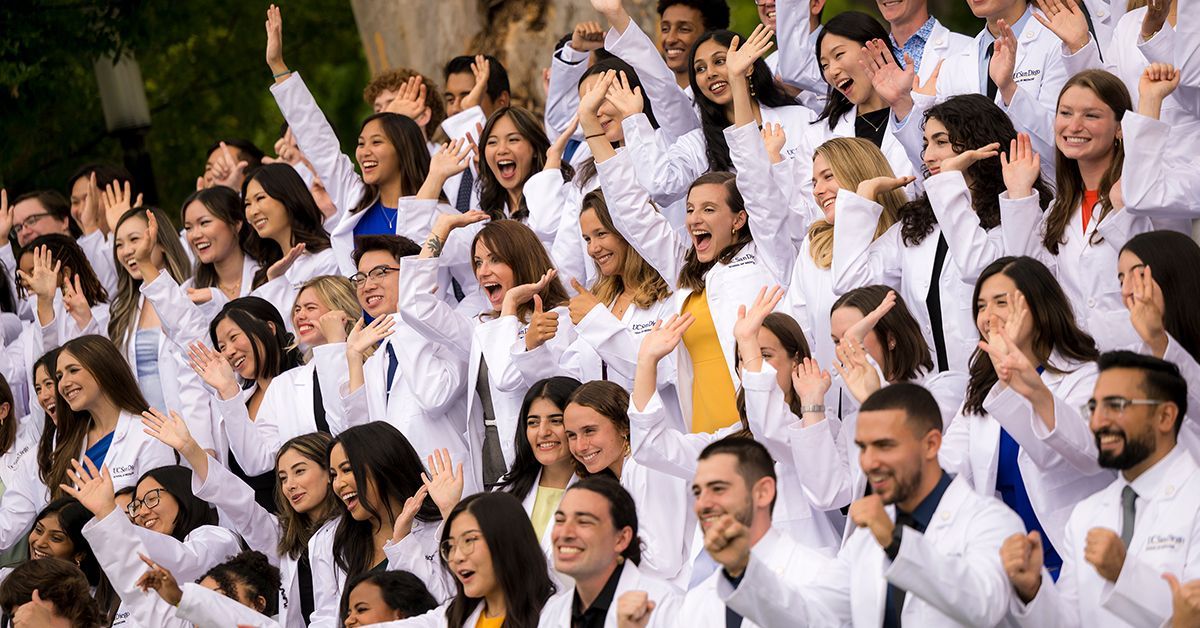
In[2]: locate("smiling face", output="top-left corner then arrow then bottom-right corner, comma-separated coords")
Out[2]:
660,4 -> 705,73
277,447 -> 330,516
183,200 -> 241,266
344,581 -> 401,626
692,453 -> 754,531
811,153 -> 841,223
876,0 -> 926,26
28,513 -> 80,562
755,327 -> 801,401
579,74 -> 627,143
114,215 -> 164,281
686,182 -> 746,263
526,397 -> 571,468
552,488 -> 631,578
820,33 -> 873,106
975,272 -> 1034,347
356,250 -> 401,319
34,363 -> 57,418
564,403 -> 626,475
330,443 -> 383,522
473,239 -> 515,311
855,408 -> 927,505
243,178 -> 291,244
214,317 -> 261,380
1090,367 -> 1161,470
484,115 -> 534,193
921,118 -> 959,177
292,287 -> 333,347
132,477 -> 180,535
356,118 -> 400,186
580,208 -> 628,278
692,38 -> 734,108
757,0 -> 777,30
56,350 -> 102,412
12,198 -> 70,248
445,511 -> 498,601
1055,85 -> 1121,166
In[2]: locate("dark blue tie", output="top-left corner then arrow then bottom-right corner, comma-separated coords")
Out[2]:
385,343 -> 398,400
455,168 -> 474,213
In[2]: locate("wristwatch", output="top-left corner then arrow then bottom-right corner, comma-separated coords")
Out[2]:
800,404 -> 825,413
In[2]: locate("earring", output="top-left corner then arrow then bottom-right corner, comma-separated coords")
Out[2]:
749,79 -> 757,98
624,439 -> 632,457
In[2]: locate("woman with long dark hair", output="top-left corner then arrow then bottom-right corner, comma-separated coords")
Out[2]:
1000,70 -> 1190,351
940,256 -> 1113,580
179,185 -> 266,312
308,422 -> 445,626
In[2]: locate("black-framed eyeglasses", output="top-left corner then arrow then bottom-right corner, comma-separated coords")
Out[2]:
11,212 -> 52,236
439,534 -> 481,561
128,488 -> 166,517
349,265 -> 400,288
1081,397 -> 1165,419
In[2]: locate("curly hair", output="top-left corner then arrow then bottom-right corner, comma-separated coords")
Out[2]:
363,68 -> 447,138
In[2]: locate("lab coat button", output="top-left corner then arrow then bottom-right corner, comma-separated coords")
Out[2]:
941,512 -> 950,521
1087,298 -> 1096,308
1167,485 -> 1176,496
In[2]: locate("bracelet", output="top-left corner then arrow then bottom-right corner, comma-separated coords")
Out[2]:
800,404 -> 825,414
272,69 -> 293,79
585,132 -> 606,139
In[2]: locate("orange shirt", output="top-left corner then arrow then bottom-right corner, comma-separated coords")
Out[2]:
1081,189 -> 1100,233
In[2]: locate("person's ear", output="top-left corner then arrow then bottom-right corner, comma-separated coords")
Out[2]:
254,595 -> 267,613
497,91 -> 511,109
752,476 -> 776,510
614,525 -> 634,557
924,428 -> 943,461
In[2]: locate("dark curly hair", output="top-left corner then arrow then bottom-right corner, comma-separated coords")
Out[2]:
656,0 -> 730,28
898,94 -> 1054,246
199,550 -> 282,616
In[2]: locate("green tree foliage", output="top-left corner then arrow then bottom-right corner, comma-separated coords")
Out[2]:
0,0 -> 369,217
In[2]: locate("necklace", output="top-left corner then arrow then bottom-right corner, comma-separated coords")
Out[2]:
858,110 -> 887,133
218,279 -> 242,299
383,204 -> 398,230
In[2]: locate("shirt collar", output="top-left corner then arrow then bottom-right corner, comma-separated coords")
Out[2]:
889,16 -> 937,50
571,560 -> 625,621
898,469 -> 953,531
1125,445 -> 1184,499
981,5 -> 1034,46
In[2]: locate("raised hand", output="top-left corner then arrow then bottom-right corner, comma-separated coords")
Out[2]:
1033,0 -> 1091,53
1001,531 -> 1044,603
187,340 -> 241,400
422,210 -> 489,258
267,242 -> 306,281
1000,134 -> 1040,199
913,59 -> 942,99
861,39 -> 915,112
991,339 -> 1046,399
578,69 -> 617,119
568,277 -> 603,325
988,20 -> 1019,103
833,336 -> 882,403
272,128 -> 302,166
60,457 -> 117,519
1164,573 -> 1200,628
856,175 -> 915,201
265,4 -> 288,77
726,25 -> 774,81
605,70 -> 644,120
524,295 -> 561,350
792,358 -> 832,406
317,310 -> 351,344
136,554 -> 184,606
761,123 -> 787,164
101,180 -> 142,234
186,287 -> 215,305
79,172 -> 104,235
12,589 -> 59,627
572,21 -> 606,52
62,274 -> 93,329
20,245 -> 61,301
346,315 -> 396,360
616,591 -> 656,628
849,493 -> 895,547
211,142 -> 250,191
141,407 -> 199,455
732,286 -> 785,343
1125,265 -> 1167,356
0,189 -> 12,237
546,115 -> 580,171
843,289 -> 896,345
637,313 -> 695,363
940,142 -> 1002,174
422,448 -> 465,519
1141,0 -> 1170,41
133,210 -> 161,275
391,485 -> 430,542
502,268 -> 558,317
429,139 -> 474,183
386,75 -> 429,121
460,55 -> 491,112
703,513 -> 752,577
1084,527 -> 1126,582
1139,63 -> 1180,119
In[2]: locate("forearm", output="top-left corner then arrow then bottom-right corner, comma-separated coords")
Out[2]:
631,358 -> 659,412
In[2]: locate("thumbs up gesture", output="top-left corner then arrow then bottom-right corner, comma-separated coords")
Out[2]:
1164,573 -> 1200,628
525,294 -> 561,351
569,277 -> 603,324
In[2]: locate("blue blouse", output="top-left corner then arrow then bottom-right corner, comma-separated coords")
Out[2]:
84,431 -> 115,468
353,200 -> 399,239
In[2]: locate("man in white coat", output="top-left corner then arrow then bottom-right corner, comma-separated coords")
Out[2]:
1002,351 -> 1200,627
540,476 -> 683,627
615,436 -> 832,627
702,383 -> 1024,627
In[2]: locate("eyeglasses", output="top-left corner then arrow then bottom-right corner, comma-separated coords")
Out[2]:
439,534 -> 481,561
1080,397 -> 1164,419
127,488 -> 166,517
349,265 -> 400,288
12,212 -> 52,235
754,0 -> 776,6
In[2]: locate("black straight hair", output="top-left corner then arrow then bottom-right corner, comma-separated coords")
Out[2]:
134,466 -> 221,542
860,382 -> 944,437
208,296 -> 302,382
1121,231 -> 1200,364
181,185 -> 269,291
241,163 -> 332,288
444,55 -> 510,101
495,376 -> 583,502
814,12 -> 893,130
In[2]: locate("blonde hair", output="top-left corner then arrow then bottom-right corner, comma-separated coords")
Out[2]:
808,138 -> 903,269
292,276 -> 361,354
581,190 -> 671,309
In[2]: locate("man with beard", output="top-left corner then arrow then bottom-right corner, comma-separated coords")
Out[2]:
615,437 -> 832,627
1002,351 -> 1199,628
664,383 -> 1022,627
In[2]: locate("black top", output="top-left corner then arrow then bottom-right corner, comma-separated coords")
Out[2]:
855,107 -> 891,148
571,561 -> 625,628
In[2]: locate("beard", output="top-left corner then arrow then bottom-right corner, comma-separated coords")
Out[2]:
878,465 -> 924,507
1096,427 -> 1155,470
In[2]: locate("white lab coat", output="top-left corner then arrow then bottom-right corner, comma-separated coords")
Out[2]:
249,247 -> 342,333
673,527 -> 831,628
999,191 -> 1190,351
597,150 -> 778,422
175,582 -> 282,628
179,256 -> 262,325
1120,112 -> 1200,219
1010,446 -> 1200,628
940,358 -> 1115,555
327,312 -> 468,467
600,20 -> 701,141
721,475 -> 1025,627
833,172 -> 1005,374
0,231 -> 120,301
538,561 -> 684,628
1157,335 -> 1200,461
0,420 -> 42,553
83,409 -> 176,491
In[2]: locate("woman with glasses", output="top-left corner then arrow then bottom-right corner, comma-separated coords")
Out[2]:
939,256 -> 1114,581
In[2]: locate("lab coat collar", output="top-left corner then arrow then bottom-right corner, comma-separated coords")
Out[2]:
1122,445 -> 1190,502
751,526 -> 785,557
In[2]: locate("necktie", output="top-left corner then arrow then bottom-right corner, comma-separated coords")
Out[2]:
455,167 -> 474,213
984,42 -> 998,100
925,234 -> 950,372
1120,485 -> 1138,547
883,512 -> 916,628
476,356 -> 507,486
385,343 -> 399,402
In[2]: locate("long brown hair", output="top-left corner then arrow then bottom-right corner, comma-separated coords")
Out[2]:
477,107 -> 571,221
808,138 -> 902,269
1043,70 -> 1130,254
733,312 -> 813,427
581,189 -> 671,309
678,172 -> 753,292
46,336 -> 151,497
109,207 -> 193,348
471,220 -> 569,323
274,433 -> 339,559
566,381 -> 630,478
831,285 -> 933,382
962,257 -> 1099,415
0,373 -> 13,455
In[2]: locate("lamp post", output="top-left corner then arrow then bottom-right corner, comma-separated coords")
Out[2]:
94,52 -> 158,205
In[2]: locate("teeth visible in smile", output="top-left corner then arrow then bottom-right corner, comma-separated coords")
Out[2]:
232,357 -> 246,369
537,441 -> 559,450
1063,136 -> 1089,144
195,242 -> 211,250
365,295 -> 383,305
362,160 -> 378,168
298,323 -> 314,333
557,546 -> 582,555
837,79 -> 852,90
710,81 -> 728,92
822,197 -> 836,209
31,549 -> 48,559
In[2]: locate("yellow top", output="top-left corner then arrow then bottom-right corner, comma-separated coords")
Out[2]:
475,612 -> 505,628
681,291 -> 739,433
529,484 -> 565,542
